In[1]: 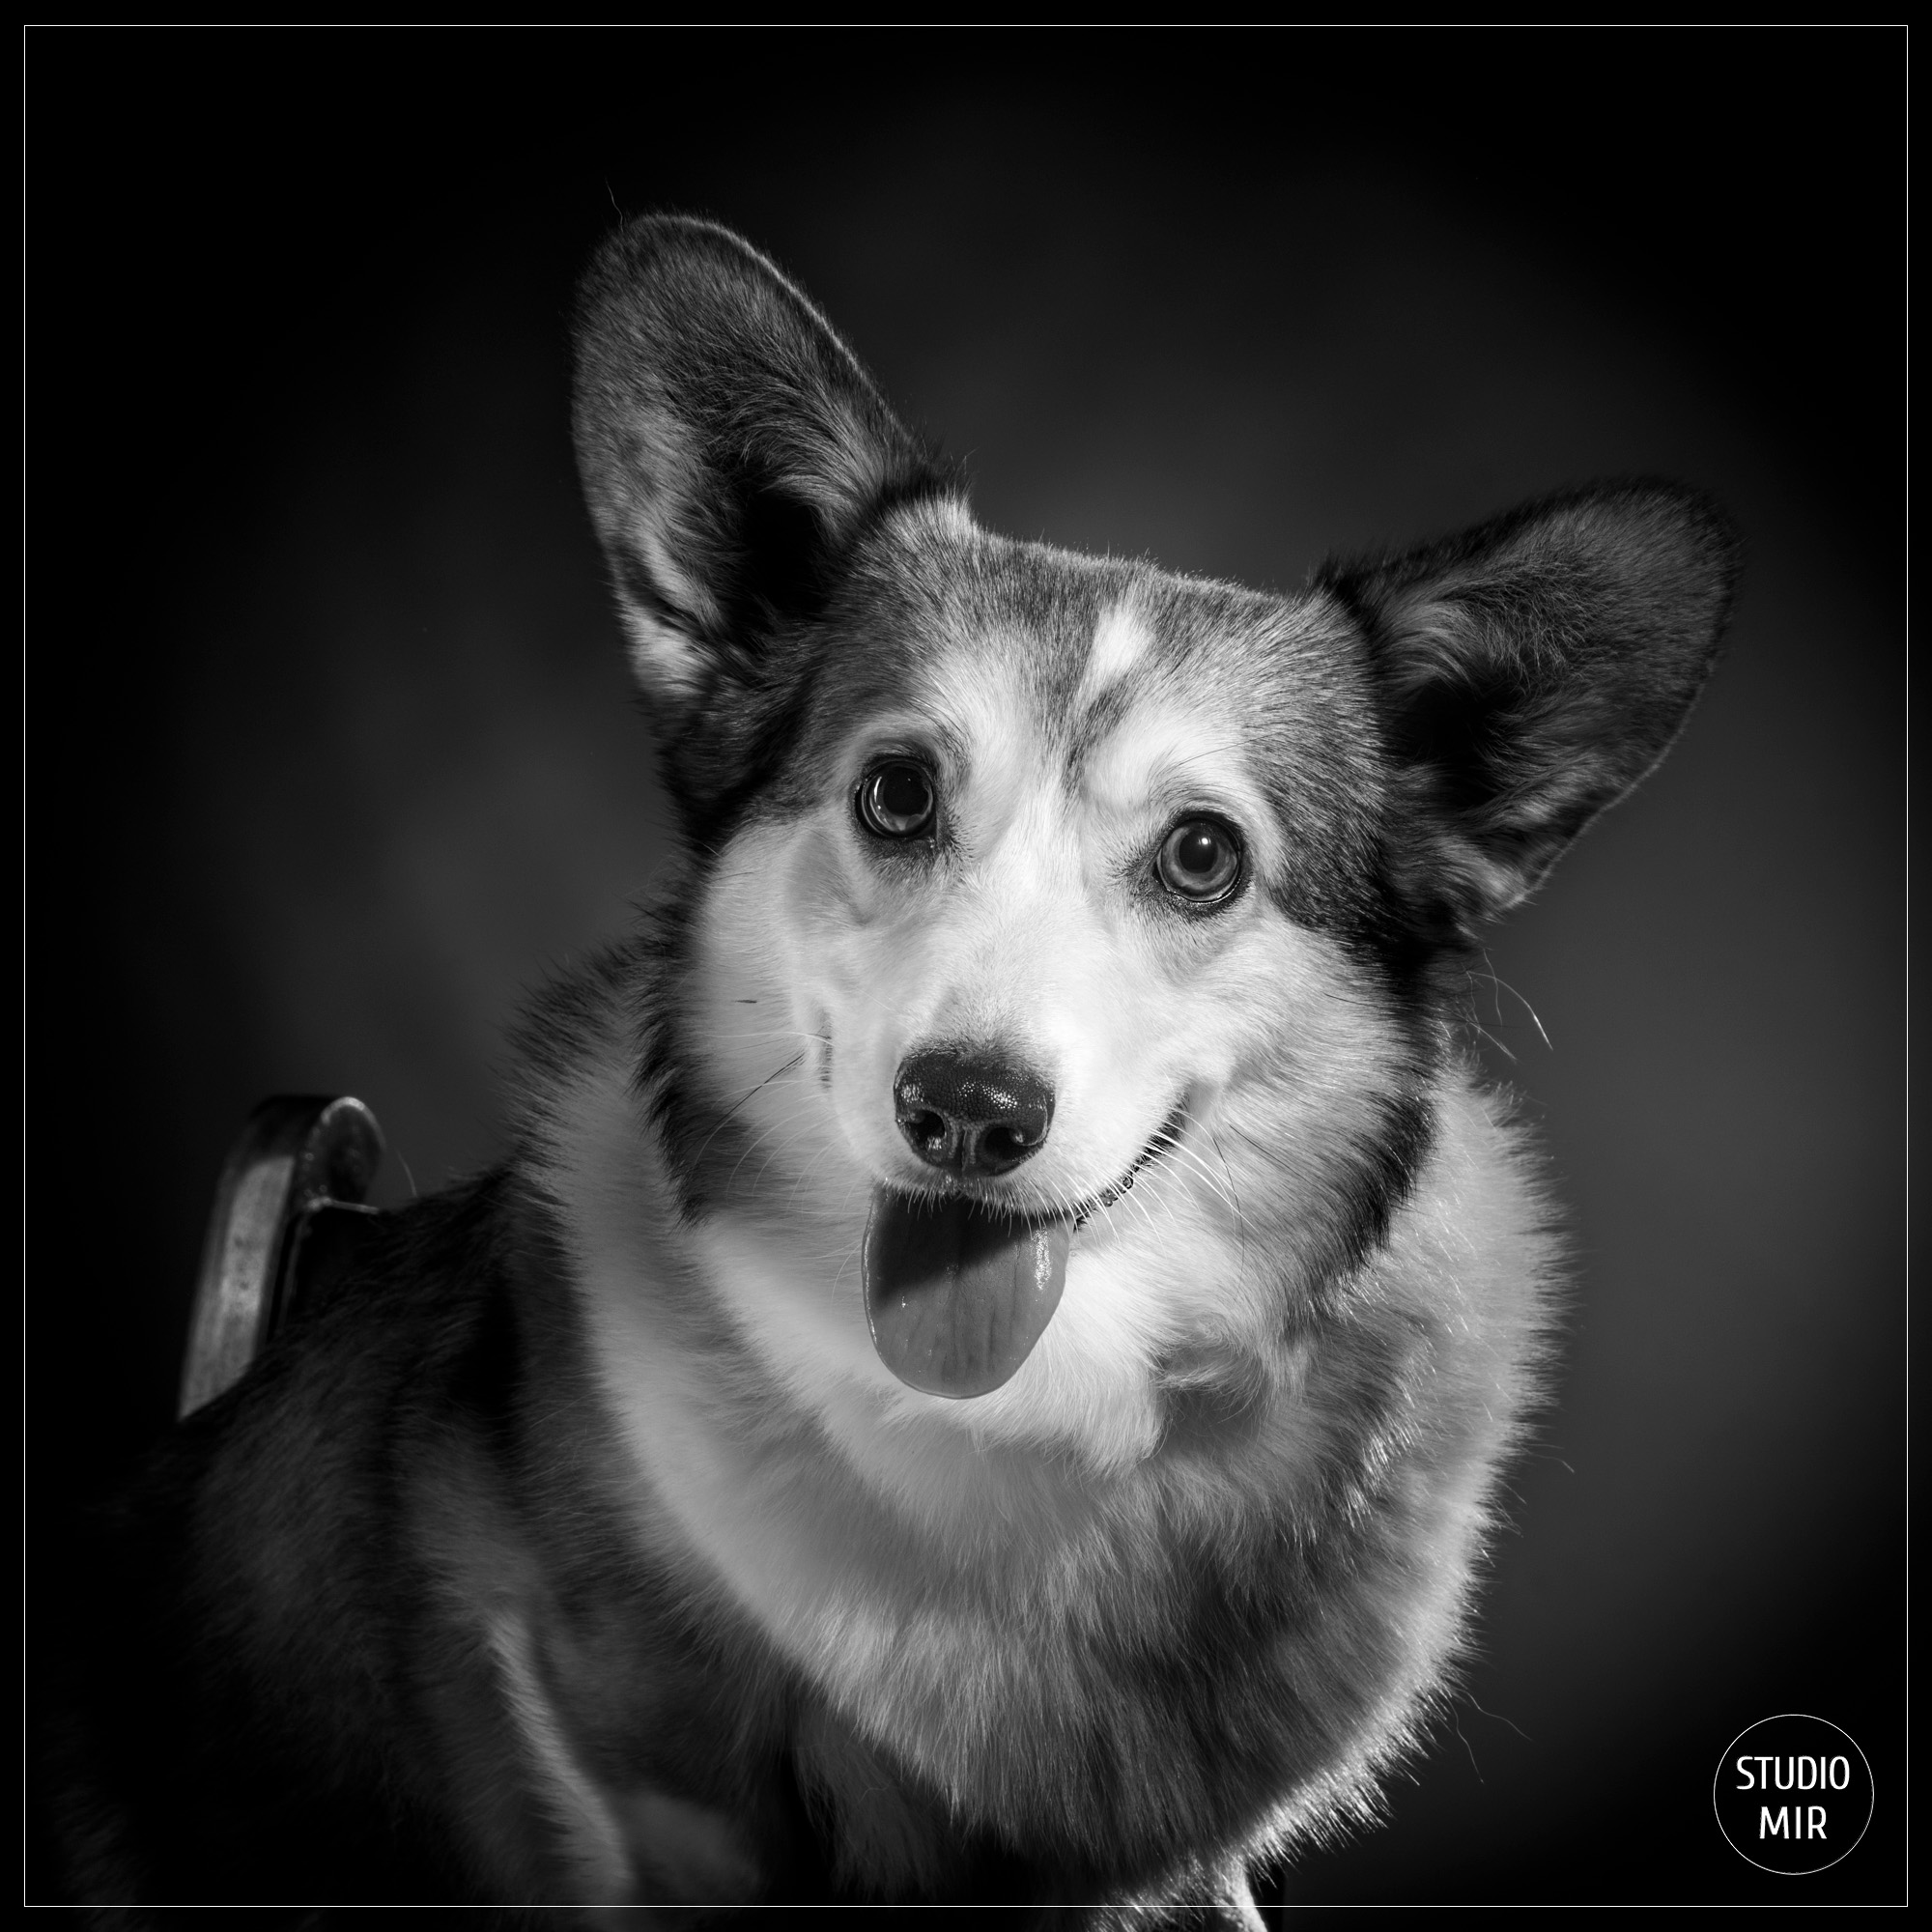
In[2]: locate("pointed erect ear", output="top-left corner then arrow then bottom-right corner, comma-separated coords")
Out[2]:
1319,482 -> 1742,938
572,215 -> 953,718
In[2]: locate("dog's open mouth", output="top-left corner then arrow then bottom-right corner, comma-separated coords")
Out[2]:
862,1108 -> 1183,1400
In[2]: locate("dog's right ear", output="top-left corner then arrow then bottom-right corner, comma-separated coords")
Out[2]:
572,216 -> 952,724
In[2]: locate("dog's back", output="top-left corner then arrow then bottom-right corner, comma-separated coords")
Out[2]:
48,1184 -> 508,1900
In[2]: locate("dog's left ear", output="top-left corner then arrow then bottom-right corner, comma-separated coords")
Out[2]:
572,215 -> 952,728
1320,481 -> 1741,938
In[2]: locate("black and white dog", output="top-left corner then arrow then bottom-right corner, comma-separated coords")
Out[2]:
50,216 -> 1737,1918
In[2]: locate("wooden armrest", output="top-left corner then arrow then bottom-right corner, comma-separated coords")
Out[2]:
177,1095 -> 385,1419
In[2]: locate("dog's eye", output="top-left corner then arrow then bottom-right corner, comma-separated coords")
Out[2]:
857,761 -> 937,839
1155,818 -> 1243,904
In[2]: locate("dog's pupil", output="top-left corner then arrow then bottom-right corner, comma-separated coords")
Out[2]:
1179,830 -> 1219,873
874,764 -> 930,830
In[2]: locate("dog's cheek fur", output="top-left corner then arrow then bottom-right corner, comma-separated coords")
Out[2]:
1173,912 -> 1436,1298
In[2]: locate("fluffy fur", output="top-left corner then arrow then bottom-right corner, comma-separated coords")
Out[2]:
45,216 -> 1739,1919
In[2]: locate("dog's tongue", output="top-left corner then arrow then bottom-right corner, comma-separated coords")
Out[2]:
863,1189 -> 1069,1399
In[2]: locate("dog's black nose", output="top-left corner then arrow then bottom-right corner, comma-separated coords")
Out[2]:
894,1047 -> 1054,1179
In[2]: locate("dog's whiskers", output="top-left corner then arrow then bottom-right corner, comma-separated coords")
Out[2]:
687,1050 -> 809,1174
1468,952 -> 1552,1050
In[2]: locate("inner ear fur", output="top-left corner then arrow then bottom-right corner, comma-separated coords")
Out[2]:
1319,481 -> 1742,939
572,214 -> 954,721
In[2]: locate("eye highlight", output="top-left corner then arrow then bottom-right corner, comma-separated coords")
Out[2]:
1155,817 -> 1243,905
857,760 -> 937,839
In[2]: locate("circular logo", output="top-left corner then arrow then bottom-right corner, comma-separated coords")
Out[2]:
1714,1714 -> 1873,1874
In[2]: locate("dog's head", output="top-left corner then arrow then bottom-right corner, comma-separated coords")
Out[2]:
572,217 -> 1737,1465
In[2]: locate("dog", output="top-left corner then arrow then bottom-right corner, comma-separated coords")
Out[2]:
45,215 -> 1738,1918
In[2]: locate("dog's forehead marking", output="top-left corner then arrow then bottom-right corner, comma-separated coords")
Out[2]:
1072,601 -> 1152,712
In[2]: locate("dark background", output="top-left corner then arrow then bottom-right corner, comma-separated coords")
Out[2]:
27,29 -> 1908,1907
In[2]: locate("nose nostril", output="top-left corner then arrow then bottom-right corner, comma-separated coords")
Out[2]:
895,1047 -> 1055,1177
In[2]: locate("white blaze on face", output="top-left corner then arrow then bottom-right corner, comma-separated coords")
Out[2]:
1073,599 -> 1152,710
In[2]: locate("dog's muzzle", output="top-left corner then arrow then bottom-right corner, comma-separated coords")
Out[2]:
865,1044 -> 1062,1400
866,1051 -> 1183,1403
